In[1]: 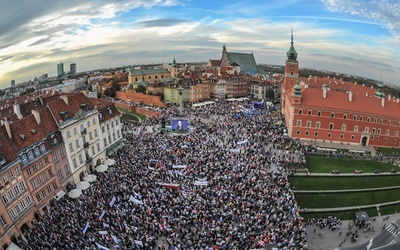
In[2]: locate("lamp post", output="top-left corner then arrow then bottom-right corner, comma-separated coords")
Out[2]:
178,87 -> 184,116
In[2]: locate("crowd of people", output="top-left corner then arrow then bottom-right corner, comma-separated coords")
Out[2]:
20,101 -> 308,249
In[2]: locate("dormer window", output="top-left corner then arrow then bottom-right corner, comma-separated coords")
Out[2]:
34,147 -> 40,156
20,134 -> 26,140
80,104 -> 89,111
99,112 -> 104,120
59,111 -> 69,121
30,129 -> 36,135
40,144 -> 46,153
108,108 -> 113,115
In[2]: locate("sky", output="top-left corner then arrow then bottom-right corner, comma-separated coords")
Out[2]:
1,0 -> 400,89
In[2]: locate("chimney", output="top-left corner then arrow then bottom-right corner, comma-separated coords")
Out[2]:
348,91 -> 353,102
1,119 -> 12,138
60,95 -> 69,105
32,109 -> 41,124
388,94 -> 391,101
323,88 -> 327,99
13,101 -> 22,119
381,97 -> 385,107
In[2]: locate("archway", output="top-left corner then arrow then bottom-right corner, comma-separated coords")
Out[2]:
79,171 -> 85,181
96,159 -> 101,165
361,136 -> 368,146
20,223 -> 29,234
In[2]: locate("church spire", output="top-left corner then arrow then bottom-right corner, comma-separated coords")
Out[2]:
287,28 -> 298,60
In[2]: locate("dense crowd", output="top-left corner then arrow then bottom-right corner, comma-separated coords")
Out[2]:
20,101 -> 308,249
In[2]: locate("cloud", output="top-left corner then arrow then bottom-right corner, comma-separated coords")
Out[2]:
137,18 -> 190,27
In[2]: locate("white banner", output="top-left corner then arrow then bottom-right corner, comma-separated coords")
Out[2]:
96,242 -> 110,250
230,148 -> 241,153
196,177 -> 207,181
109,196 -> 116,207
172,165 -> 187,169
134,240 -> 143,247
98,231 -> 108,235
194,180 -> 208,186
237,139 -> 248,145
82,221 -> 90,234
99,210 -> 106,220
103,222 -> 110,228
111,235 -> 120,244
129,195 -> 143,205
133,190 -> 142,198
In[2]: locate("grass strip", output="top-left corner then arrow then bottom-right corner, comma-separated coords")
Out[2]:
289,175 -> 400,190
377,147 -> 400,155
300,208 -> 378,221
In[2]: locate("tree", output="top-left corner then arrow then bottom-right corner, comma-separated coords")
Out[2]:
103,87 -> 116,98
111,81 -> 121,91
135,84 -> 146,93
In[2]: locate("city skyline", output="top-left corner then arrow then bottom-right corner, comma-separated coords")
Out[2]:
0,0 -> 399,89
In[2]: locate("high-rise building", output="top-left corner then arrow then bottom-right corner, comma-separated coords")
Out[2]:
57,63 -> 64,77
70,63 -> 77,74
11,80 -> 15,87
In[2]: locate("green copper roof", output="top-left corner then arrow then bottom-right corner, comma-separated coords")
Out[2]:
227,52 -> 258,73
287,29 -> 298,61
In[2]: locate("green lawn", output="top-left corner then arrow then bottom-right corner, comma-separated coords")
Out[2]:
300,208 -> 378,221
117,107 -> 145,121
289,175 -> 400,190
377,147 -> 400,155
294,189 -> 400,208
378,203 -> 400,215
306,155 -> 396,173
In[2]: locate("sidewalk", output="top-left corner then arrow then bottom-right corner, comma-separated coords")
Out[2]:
306,213 -> 400,250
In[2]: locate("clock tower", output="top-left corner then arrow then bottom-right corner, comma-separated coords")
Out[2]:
282,29 -> 299,111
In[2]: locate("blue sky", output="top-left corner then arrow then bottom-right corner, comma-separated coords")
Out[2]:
0,0 -> 399,89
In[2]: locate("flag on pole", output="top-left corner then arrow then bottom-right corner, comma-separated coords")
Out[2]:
95,242 -> 110,250
82,221 -> 90,234
109,196 -> 116,207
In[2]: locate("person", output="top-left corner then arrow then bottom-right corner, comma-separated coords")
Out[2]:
177,120 -> 182,131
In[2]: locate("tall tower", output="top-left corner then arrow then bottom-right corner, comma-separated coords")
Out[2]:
70,63 -> 77,74
281,29 -> 299,110
57,62 -> 64,77
220,43 -> 229,67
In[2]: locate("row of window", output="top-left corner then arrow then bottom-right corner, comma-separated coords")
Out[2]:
1,166 -> 21,185
7,195 -> 33,221
26,157 -> 50,176
2,181 -> 27,204
68,130 -> 98,153
30,169 -> 54,190
66,119 -> 98,138
57,164 -> 71,179
295,130 -> 398,144
298,109 -> 400,126
35,182 -> 57,203
71,143 -> 101,169
103,131 -> 121,147
296,120 -> 400,137
20,144 -> 46,165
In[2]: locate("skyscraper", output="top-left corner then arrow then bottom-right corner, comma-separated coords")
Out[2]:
57,63 -> 64,77
70,63 -> 77,74
11,80 -> 15,87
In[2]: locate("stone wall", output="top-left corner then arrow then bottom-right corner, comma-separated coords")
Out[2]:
115,91 -> 166,107
114,103 -> 159,118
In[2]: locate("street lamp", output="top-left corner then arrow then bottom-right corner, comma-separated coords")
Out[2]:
178,87 -> 184,116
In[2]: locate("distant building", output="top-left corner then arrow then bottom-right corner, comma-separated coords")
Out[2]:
220,44 -> 261,74
281,31 -> 400,149
70,63 -> 77,74
57,63 -> 64,77
11,80 -> 15,87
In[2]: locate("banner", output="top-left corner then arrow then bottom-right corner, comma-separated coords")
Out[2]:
129,195 -> 143,205
172,165 -> 187,169
194,180 -> 208,186
82,221 -> 90,234
149,159 -> 158,163
95,242 -> 110,250
99,210 -> 106,220
133,190 -> 142,198
230,148 -> 241,153
134,240 -> 143,247
111,235 -> 120,244
163,183 -> 179,190
109,196 -> 116,207
237,139 -> 248,145
103,222 -> 110,228
98,231 -> 108,235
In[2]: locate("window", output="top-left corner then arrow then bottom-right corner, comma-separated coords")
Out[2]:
97,143 -> 100,152
60,148 -> 65,158
359,116 -> 363,121
0,215 -> 7,227
365,127 -> 369,133
329,123 -> 334,130
367,117 -> 370,122
20,181 -> 26,191
15,204 -> 21,214
351,135 -> 355,140
388,120 -> 391,125
69,143 -> 74,153
66,131 -> 71,138
44,157 -> 49,164
2,194 -> 9,204
41,190 -> 46,198
343,114 -> 347,119
28,151 -> 34,160
35,193 -> 41,202
372,128 -> 376,134
99,112 -> 103,120
108,108 -> 113,115
116,119 -> 119,126
102,126 -> 105,133
42,172 -> 47,181
305,131 -> 309,136
20,200 -> 26,210
58,169 -> 64,179
21,154 -> 28,163
53,152 -> 58,161
40,144 -> 46,152
75,139 -> 80,148
52,182 -> 57,190
308,110 -> 312,115
8,190 -> 15,200
64,164 -> 70,174
354,126 -> 358,132
93,118 -> 96,124
34,148 -> 40,156
111,121 -> 114,128
353,115 -> 357,120
72,159 -> 77,168
48,169 -> 53,177
104,138 -> 107,147
377,129 -> 381,135
317,111 -> 321,116
94,129 -> 98,137
380,119 -> 383,124
10,209 -> 16,219
340,134 -> 344,139
298,109 -> 302,115
91,146 -> 95,156
117,130 -> 120,138
26,196 -> 32,205
73,127 -> 77,135
395,131 -> 399,137
2,175 -> 8,184
384,138 -> 387,143
15,166 -> 20,175
87,120 -> 91,127
13,185 -> 20,195
316,122 -> 321,129
79,154 -> 83,164
47,186 -> 52,194
32,165 -> 37,172
341,124 -> 346,131
37,176 -> 42,185
296,130 -> 300,135
331,112 -> 335,118
314,132 -> 318,137
306,121 -> 311,128
328,133 -> 331,138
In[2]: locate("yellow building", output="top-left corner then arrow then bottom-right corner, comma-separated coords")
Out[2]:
128,69 -> 170,84
190,81 -> 211,102
164,86 -> 190,105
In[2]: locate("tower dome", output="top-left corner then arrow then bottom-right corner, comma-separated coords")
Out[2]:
287,29 -> 298,60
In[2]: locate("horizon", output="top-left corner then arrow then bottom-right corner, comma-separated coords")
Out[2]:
1,0 -> 399,89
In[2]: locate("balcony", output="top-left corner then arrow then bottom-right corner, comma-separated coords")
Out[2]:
81,128 -> 87,134
83,142 -> 89,148
86,156 -> 92,163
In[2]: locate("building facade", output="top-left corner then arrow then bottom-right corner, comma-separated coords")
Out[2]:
57,63 -> 64,77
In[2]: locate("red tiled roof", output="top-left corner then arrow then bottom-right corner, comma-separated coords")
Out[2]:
0,126 -> 18,163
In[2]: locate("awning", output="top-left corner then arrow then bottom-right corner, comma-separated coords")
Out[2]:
106,141 -> 125,156
54,190 -> 66,200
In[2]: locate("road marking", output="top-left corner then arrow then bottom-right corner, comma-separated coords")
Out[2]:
367,239 -> 373,250
393,221 -> 399,227
385,224 -> 400,237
